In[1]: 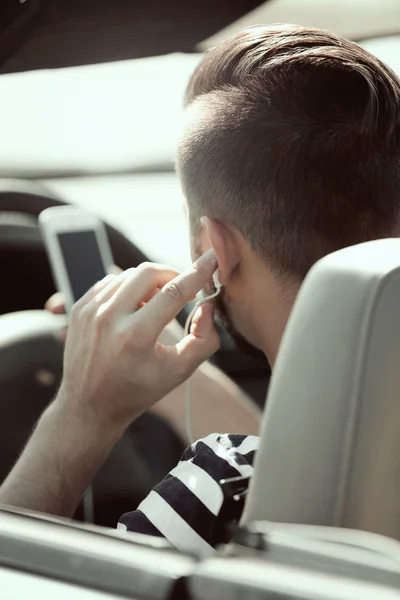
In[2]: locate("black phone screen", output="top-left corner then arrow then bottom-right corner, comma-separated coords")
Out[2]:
58,230 -> 107,302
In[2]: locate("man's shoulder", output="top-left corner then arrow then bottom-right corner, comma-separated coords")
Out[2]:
182,432 -> 259,473
189,432 -> 260,454
118,433 -> 259,556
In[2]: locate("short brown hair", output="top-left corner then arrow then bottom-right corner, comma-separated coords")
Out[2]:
177,25 -> 400,281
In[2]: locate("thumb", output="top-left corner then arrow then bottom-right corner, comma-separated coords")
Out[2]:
45,292 -> 66,315
175,302 -> 221,372
189,301 -> 218,340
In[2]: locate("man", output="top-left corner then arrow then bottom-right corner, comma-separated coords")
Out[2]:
1,24 -> 400,558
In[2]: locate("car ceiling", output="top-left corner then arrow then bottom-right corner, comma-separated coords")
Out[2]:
1,0 -> 399,75
199,0 -> 400,50
0,0 -> 264,74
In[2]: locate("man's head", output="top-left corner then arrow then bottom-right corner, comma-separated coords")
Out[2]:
177,25 -> 400,361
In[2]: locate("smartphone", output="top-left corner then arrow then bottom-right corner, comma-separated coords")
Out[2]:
39,206 -> 114,313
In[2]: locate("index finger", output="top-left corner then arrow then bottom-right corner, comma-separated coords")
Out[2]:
137,249 -> 218,340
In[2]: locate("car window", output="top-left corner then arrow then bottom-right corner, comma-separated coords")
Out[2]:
0,53 -> 202,179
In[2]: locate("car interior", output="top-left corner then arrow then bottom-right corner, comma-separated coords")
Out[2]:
1,0 -> 400,598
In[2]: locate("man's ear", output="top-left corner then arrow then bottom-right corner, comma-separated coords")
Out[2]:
200,217 -> 239,285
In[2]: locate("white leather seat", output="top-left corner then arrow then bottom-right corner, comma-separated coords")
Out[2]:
242,239 -> 400,541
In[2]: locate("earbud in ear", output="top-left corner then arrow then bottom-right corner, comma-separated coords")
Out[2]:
213,268 -> 221,290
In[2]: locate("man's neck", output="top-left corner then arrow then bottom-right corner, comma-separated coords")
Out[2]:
237,257 -> 297,368
260,302 -> 292,368
252,275 -> 296,368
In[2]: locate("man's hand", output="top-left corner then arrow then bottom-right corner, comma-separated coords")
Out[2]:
0,250 -> 220,517
58,250 -> 220,430
46,261 -> 260,446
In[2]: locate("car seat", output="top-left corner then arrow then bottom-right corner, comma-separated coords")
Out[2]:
242,238 -> 400,542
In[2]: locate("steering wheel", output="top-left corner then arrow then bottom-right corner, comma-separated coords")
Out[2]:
0,179 -> 185,527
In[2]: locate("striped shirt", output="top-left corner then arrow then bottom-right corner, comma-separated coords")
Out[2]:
117,433 -> 259,558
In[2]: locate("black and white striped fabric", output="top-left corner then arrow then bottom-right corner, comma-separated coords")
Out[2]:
117,433 -> 259,558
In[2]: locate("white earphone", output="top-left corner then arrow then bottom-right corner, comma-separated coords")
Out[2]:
213,268 -> 221,291
184,264 -> 222,443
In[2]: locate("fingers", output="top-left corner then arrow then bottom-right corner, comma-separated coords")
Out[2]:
93,269 -> 136,305
72,264 -> 181,325
46,266 -> 122,314
108,263 -> 180,314
91,265 -> 168,312
45,292 -> 65,315
137,249 -> 218,341
109,265 -> 123,275
70,262 -> 180,321
72,274 -> 117,311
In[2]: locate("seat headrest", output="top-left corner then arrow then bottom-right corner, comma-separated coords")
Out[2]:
242,239 -> 400,541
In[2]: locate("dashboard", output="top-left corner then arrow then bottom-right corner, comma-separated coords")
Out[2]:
1,508 -> 399,600
0,568 -> 120,600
